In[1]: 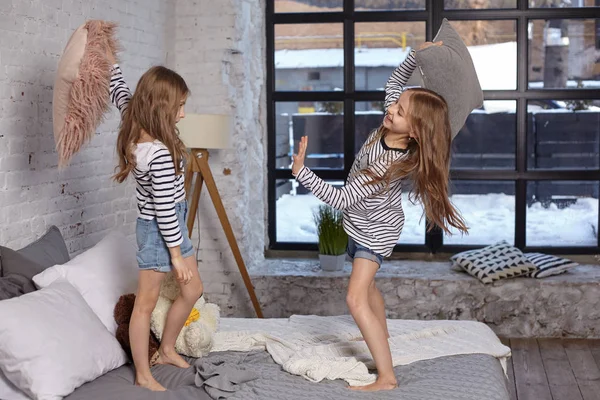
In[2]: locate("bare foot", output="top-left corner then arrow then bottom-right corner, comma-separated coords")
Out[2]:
156,347 -> 190,369
349,377 -> 398,392
135,376 -> 166,392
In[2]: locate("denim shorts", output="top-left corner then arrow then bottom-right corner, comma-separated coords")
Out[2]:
136,200 -> 195,272
347,237 -> 384,268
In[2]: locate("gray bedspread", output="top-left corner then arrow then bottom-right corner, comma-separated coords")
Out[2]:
66,350 -> 510,400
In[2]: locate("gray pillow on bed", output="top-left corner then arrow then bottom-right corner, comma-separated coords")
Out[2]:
0,225 -> 70,297
415,18 -> 483,138
0,248 -> 47,295
16,225 -> 70,268
0,276 -> 29,300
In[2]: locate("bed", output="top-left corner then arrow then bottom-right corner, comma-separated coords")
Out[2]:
1,227 -> 511,400
67,315 -> 512,400
65,350 -> 510,400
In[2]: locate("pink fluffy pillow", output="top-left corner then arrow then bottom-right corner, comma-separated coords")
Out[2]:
53,20 -> 119,167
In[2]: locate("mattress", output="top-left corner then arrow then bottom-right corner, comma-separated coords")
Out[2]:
65,350 -> 510,400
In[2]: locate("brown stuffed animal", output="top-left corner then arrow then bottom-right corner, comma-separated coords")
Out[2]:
114,293 -> 161,366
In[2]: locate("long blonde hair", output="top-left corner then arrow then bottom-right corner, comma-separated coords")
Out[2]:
363,88 -> 468,235
113,66 -> 190,183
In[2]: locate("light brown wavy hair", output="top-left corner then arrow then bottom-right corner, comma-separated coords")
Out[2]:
362,88 -> 468,235
113,66 -> 190,183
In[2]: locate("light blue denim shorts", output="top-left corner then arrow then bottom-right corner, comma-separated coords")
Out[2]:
135,200 -> 195,272
347,237 -> 384,268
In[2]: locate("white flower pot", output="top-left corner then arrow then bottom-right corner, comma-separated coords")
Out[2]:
319,254 -> 346,271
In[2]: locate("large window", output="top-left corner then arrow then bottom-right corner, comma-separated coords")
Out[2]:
267,0 -> 600,254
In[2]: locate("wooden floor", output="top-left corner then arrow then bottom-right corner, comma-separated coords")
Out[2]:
501,338 -> 600,400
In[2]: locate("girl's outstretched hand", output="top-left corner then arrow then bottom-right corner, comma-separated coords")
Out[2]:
292,136 -> 308,176
418,41 -> 443,51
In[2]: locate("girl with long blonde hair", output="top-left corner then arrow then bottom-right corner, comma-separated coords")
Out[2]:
292,41 -> 468,392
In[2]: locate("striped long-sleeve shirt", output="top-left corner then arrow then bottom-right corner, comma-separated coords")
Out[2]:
294,51 -> 417,257
110,64 -> 186,247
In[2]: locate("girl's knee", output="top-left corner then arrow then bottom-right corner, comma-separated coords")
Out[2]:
183,281 -> 203,303
134,295 -> 159,315
346,289 -> 367,312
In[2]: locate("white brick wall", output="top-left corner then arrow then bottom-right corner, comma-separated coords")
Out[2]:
0,0 -> 175,252
1,0 -> 267,317
173,0 -> 267,317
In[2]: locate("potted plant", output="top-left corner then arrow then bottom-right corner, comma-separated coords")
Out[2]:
313,204 -> 348,271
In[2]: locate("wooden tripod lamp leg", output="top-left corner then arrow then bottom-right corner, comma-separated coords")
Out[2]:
186,149 -> 264,318
186,162 -> 204,236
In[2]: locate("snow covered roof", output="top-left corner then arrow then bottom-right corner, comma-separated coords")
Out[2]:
274,42 -> 518,90
275,41 -> 599,94
275,47 -> 413,69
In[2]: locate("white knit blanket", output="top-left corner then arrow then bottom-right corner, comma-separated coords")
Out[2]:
212,315 -> 511,386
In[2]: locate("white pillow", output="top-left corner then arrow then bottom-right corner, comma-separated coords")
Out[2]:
33,230 -> 138,335
0,281 -> 127,400
0,371 -> 30,400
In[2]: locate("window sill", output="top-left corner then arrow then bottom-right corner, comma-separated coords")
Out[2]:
254,256 -> 600,281
249,258 -> 600,338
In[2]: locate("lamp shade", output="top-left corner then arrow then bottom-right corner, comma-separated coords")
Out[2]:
176,114 -> 232,149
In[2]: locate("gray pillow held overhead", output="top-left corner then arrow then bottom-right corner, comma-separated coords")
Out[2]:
415,18 -> 484,138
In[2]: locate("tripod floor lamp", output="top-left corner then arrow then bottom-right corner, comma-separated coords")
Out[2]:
176,114 -> 263,318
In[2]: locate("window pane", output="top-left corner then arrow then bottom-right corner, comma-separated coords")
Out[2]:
528,19 -> 600,89
275,0 -> 342,13
355,0 -> 425,11
527,100 -> 600,170
275,24 -> 344,91
526,181 -> 598,246
355,22 -> 426,91
444,181 -> 515,245
529,0 -> 598,8
445,0 -> 516,9
276,178 -> 344,242
398,187 -> 426,245
276,102 -> 344,170
355,101 -> 385,153
275,103 -> 293,170
449,20 -> 517,90
452,101 -> 516,170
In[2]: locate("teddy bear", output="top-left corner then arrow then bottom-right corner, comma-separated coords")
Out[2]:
114,293 -> 161,366
150,272 -> 220,358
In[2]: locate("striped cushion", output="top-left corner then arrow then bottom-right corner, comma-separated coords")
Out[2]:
451,241 -> 536,284
525,253 -> 578,278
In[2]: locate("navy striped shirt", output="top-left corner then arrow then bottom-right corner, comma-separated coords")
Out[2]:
294,51 -> 416,257
110,65 -> 185,248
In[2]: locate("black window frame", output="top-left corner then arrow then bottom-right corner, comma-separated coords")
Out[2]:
266,0 -> 600,255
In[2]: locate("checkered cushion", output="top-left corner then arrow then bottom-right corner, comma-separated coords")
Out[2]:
451,241 -> 536,284
525,253 -> 578,278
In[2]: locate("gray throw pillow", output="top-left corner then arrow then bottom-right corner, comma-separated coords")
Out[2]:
16,225 -> 70,269
0,247 -> 47,294
0,275 -> 29,300
415,18 -> 484,138
0,226 -> 70,297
